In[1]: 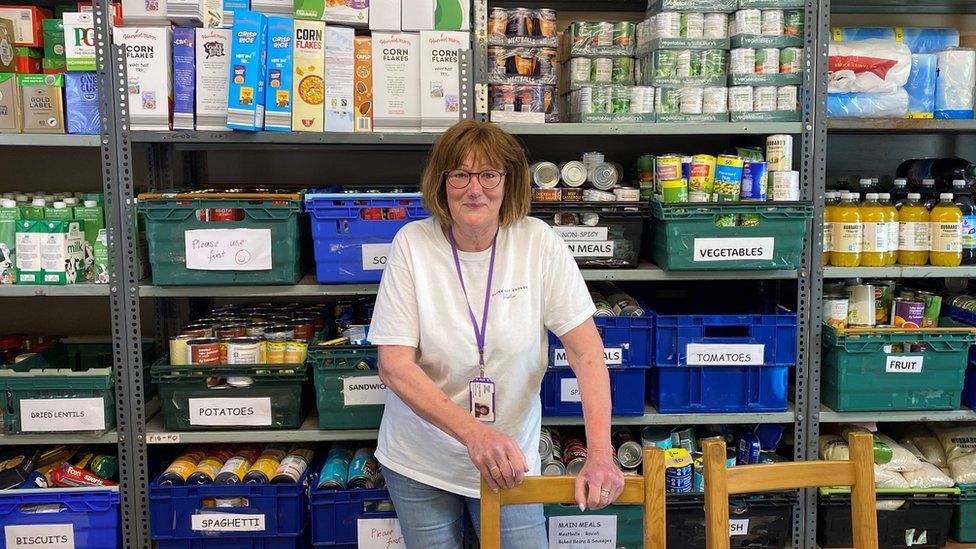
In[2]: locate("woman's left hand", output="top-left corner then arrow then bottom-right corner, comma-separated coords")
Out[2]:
574,450 -> 625,511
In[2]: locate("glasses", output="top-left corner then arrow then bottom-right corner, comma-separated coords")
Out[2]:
444,169 -> 506,189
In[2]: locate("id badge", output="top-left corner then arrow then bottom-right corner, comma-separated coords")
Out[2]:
469,377 -> 496,423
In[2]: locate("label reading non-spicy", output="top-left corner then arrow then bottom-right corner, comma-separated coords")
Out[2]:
686,344 -> 765,366
188,397 -> 272,426
553,226 -> 609,242
361,243 -> 391,271
566,241 -> 614,257
343,375 -> 387,406
19,398 -> 105,432
5,524 -> 74,549
885,355 -> 923,374
191,513 -> 266,532
693,237 -> 774,261
553,348 -> 623,367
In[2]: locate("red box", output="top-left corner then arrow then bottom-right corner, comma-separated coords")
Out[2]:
15,48 -> 42,73
0,6 -> 52,47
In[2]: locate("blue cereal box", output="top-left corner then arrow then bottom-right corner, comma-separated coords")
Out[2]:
264,16 -> 293,131
64,72 -> 99,135
222,0 -> 250,29
172,27 -> 196,130
227,10 -> 268,131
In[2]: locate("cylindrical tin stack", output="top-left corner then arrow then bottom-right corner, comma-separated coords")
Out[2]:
488,8 -> 560,122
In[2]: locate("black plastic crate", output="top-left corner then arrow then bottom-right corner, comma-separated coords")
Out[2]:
530,201 -> 648,268
818,489 -> 958,548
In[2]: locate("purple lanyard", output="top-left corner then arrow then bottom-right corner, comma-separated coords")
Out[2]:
448,227 -> 498,376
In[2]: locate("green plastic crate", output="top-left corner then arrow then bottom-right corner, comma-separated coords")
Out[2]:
139,193 -> 305,286
308,338 -> 384,430
151,358 -> 307,430
821,323 -> 976,412
952,486 -> 976,542
650,202 -> 812,270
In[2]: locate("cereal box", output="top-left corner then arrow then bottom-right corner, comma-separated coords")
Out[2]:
252,0 -> 292,16
324,25 -> 353,132
63,12 -> 96,71
222,0 -> 250,28
0,6 -> 51,47
40,220 -> 85,285
433,0 -> 469,30
19,73 -> 65,134
168,0 -> 222,28
195,28 -> 231,130
420,31 -> 467,132
372,31 -> 419,133
114,26 -> 173,131
0,18 -> 15,73
353,35 -> 372,132
327,0 -> 367,27
0,74 -> 21,132
264,16 -> 293,131
226,10 -> 267,131
65,71 -> 100,134
42,18 -> 64,62
401,0 -> 432,31
293,0 -> 323,21
172,28 -> 195,130
291,19 -> 324,132
120,0 -> 169,25
369,0 -> 398,31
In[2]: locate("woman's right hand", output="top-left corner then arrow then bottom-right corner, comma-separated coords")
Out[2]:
466,423 -> 528,492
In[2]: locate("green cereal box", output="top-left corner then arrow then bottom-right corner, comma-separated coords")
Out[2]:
40,219 -> 85,285
43,18 -> 65,62
293,0 -> 324,21
15,220 -> 42,285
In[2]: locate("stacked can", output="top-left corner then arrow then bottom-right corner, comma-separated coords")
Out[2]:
159,443 -> 314,486
727,9 -> 804,114
488,7 -> 560,122
316,444 -> 386,490
729,8 -> 803,37
529,152 -> 638,202
568,85 -> 656,121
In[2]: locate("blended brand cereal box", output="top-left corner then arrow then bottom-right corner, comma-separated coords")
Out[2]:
226,10 -> 267,131
264,16 -> 293,131
368,0 -> 398,31
291,19 -> 324,132
195,27 -> 231,130
114,26 -> 173,131
168,0 -> 222,28
172,27 -> 195,130
0,74 -> 21,132
324,25 -> 353,132
120,0 -> 169,25
222,0 -> 250,28
19,73 -> 65,134
63,12 -> 96,71
65,71 -> 100,134
0,6 -> 50,47
353,35 -> 372,132
371,32 -> 419,133
326,0 -> 367,26
420,30 -> 467,132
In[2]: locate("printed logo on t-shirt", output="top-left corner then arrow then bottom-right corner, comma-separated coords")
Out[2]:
493,285 -> 528,300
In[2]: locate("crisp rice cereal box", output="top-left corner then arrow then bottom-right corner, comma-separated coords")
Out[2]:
226,10 -> 267,131
172,27 -> 196,130
263,16 -> 293,131
353,35 -> 372,132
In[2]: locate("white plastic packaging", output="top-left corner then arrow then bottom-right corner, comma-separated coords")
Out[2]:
828,39 -> 912,93
935,48 -> 976,118
826,89 -> 909,118
877,433 -> 923,472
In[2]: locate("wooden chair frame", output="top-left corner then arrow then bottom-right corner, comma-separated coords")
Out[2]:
480,447 -> 667,549
703,431 -> 879,549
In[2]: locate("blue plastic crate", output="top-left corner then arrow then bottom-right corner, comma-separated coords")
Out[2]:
310,487 -> 396,547
541,368 -> 645,416
547,315 -> 655,369
965,362 -> 976,410
651,364 -> 789,413
943,305 -> 976,363
0,487 -> 120,549
306,192 -> 428,284
654,307 -> 798,367
156,535 -> 307,549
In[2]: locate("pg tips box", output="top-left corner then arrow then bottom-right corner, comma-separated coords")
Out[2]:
40,219 -> 86,285
63,12 -> 96,71
420,30 -> 468,132
226,10 -> 268,131
263,16 -> 293,131
371,32 -> 420,133
291,20 -> 324,131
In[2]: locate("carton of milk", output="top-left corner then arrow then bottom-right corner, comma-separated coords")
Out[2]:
15,220 -> 42,285
372,32 -> 419,133
226,10 -> 267,131
172,28 -> 196,130
420,30 -> 468,132
291,19 -> 324,132
222,0 -> 250,28
120,0 -> 169,25
114,26 -> 173,131
195,28 -> 232,130
325,25 -> 354,132
65,71 -> 100,134
264,16 -> 293,131
63,12 -> 96,71
40,219 -> 85,285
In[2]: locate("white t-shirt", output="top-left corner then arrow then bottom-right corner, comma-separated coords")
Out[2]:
368,216 -> 595,498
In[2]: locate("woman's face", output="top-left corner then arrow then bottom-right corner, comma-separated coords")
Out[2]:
446,152 -> 505,230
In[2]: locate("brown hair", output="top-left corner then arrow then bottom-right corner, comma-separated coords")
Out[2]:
421,120 -> 531,227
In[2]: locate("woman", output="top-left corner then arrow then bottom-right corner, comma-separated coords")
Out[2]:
368,120 -> 623,548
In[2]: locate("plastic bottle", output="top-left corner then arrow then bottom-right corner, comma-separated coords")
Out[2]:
860,193 -> 888,267
879,193 -> 899,265
921,178 -> 938,209
930,193 -> 963,267
952,180 -> 976,265
830,192 -> 862,267
931,157 -> 976,186
898,193 -> 930,266
897,158 -> 937,187
823,191 -> 838,266
890,178 -> 909,208
857,178 -> 875,196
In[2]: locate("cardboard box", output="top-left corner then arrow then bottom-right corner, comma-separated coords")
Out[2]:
401,0 -> 432,31
353,35 -> 372,132
291,19 -> 324,131
371,31 -> 419,132
19,73 -> 65,134
251,0 -> 292,15
172,28 -> 195,130
114,26 -> 173,131
194,27 -> 231,130
40,220 -> 85,285
326,0 -> 367,27
263,16 -> 293,131
15,47 -> 42,73
43,58 -> 66,74
0,18 -> 15,73
419,30 -> 467,132
293,0 -> 323,21
120,0 -> 169,25
226,10 -> 267,131
14,220 -> 41,284
324,25 -> 353,132
63,12 -> 96,71
0,203 -> 16,284
168,0 -> 222,28
369,0 -> 399,31
0,74 -> 21,132
0,6 -> 51,47
222,0 -> 250,28
42,18 -> 64,62
434,0 -> 468,30
77,1 -> 123,26
64,71 -> 99,134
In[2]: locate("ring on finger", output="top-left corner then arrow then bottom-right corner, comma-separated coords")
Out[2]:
489,465 -> 500,473
600,489 -> 611,499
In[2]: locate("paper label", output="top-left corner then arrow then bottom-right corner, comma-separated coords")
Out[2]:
361,243 -> 391,271
358,518 -> 405,549
553,348 -> 623,367
887,221 -> 900,253
188,397 -> 272,426
342,375 -> 387,406
191,513 -> 266,532
560,378 -> 581,403
899,221 -> 930,251
861,222 -> 888,253
686,343 -> 765,366
823,222 -> 832,253
184,228 -> 272,271
548,516 -> 617,548
729,519 -> 750,536
147,432 -> 181,444
885,355 -> 923,374
19,398 -> 106,432
930,221 -> 962,252
5,524 -> 74,549
831,222 -> 862,253
553,226 -> 609,241
693,237 -> 774,261
566,241 -> 614,257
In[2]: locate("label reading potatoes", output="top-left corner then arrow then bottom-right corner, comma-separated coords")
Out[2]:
566,241 -> 614,257
343,375 -> 387,406
553,226 -> 608,242
188,397 -> 272,426
191,513 -> 266,532
361,243 -> 391,271
553,348 -> 623,367
5,524 -> 74,549
560,378 -> 581,403
885,355 -> 923,373
686,344 -> 764,366
693,237 -> 774,261
184,228 -> 272,271
19,398 -> 105,432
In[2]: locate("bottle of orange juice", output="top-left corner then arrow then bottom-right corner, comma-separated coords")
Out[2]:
860,193 -> 887,266
898,192 -> 930,265
823,191 -> 838,266
830,192 -> 862,267
879,193 -> 899,265
930,193 -> 963,266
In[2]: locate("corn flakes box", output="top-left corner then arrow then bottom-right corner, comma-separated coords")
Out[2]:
226,10 -> 267,131
291,19 -> 324,131
114,26 -> 172,131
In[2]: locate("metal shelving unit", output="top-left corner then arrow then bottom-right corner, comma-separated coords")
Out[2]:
828,119 -> 976,133
0,430 -> 119,445
824,266 -> 976,279
0,283 -> 111,296
820,406 -> 976,423
0,134 -> 102,147
496,122 -> 805,136
542,404 -> 797,427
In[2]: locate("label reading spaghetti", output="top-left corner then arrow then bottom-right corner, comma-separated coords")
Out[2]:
188,397 -> 272,426
553,348 -> 623,367
5,524 -> 74,549
342,375 -> 387,406
686,343 -> 764,366
693,238 -> 774,261
191,513 -> 266,532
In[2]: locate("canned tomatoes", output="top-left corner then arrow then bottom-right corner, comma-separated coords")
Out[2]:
186,338 -> 221,365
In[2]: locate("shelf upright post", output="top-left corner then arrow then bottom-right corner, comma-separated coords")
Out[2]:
474,0 -> 489,121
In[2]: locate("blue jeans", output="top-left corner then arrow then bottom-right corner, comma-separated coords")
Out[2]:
383,467 -> 549,549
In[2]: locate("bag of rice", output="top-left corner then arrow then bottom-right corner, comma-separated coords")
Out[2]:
876,433 -> 922,472
901,462 -> 955,489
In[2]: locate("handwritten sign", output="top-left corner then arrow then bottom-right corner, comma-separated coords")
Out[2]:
553,226 -> 609,241
730,519 -> 750,536
560,378 -> 581,403
5,524 -> 74,549
358,518 -> 405,549
20,398 -> 106,432
147,433 -> 181,444
361,243 -> 392,271
343,375 -> 387,406
188,397 -> 272,426
548,516 -> 616,548
184,228 -> 272,271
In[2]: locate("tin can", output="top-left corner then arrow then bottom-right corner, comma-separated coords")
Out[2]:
588,162 -> 619,190
542,459 -> 567,475
676,50 -> 697,78
613,22 -> 634,46
246,322 -> 271,337
209,208 -> 242,222
591,290 -> 615,317
736,433 -> 761,465
563,188 -> 583,202
742,161 -> 768,201
766,135 -> 794,171
284,340 -> 308,363
591,58 -> 613,84
728,86 -> 754,112
756,48 -> 780,74
662,179 -> 689,203
187,446 -> 235,485
533,188 -> 561,202
583,189 -> 616,202
612,427 -> 643,468
488,7 -> 508,37
738,214 -> 761,226
186,338 -> 221,365
537,9 -> 557,39
824,295 -> 849,329
612,58 -> 633,83
680,12 -> 704,38
761,9 -> 784,35
593,21 -> 613,46
563,435 -> 587,475
689,155 -> 717,200
589,86 -> 612,113
702,49 -> 726,77
672,427 -> 698,453
630,86 -> 655,114
655,50 -> 678,79
272,444 -> 314,483
680,87 -> 703,114
568,57 -> 591,83
582,151 -> 605,172
656,87 -> 681,114
753,86 -> 777,111
560,161 -> 588,188
169,335 -> 192,366
530,161 -> 561,188
655,11 -> 681,39
664,448 -> 693,493
506,8 -> 532,39
656,154 -> 682,184
614,187 -> 641,201
703,86 -> 728,114
736,9 -> 762,36
718,214 -> 738,227
780,47 -> 802,74
714,155 -> 745,202
867,280 -> 895,325
182,323 -> 213,338
609,87 -> 631,113
214,324 -> 246,340
265,340 -> 286,363
891,298 -> 926,328
703,12 -> 728,38
846,284 -> 876,327
316,444 -> 352,489
215,446 -> 261,484
290,318 -> 317,341
777,85 -> 799,111
681,157 -> 693,181
264,324 -> 295,341
243,444 -> 289,484
771,171 -> 800,201
226,337 -> 262,364
159,449 -> 206,486
540,427 -> 554,459
641,426 -> 674,449
917,291 -> 943,328
784,10 -> 804,36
